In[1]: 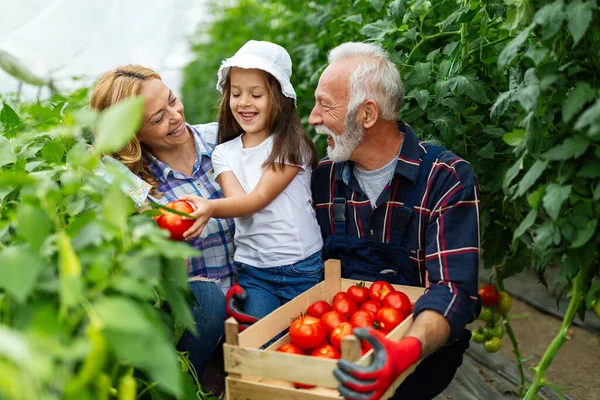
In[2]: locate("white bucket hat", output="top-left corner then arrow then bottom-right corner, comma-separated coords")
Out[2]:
216,40 -> 297,106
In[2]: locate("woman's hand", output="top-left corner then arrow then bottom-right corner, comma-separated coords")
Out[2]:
179,195 -> 214,240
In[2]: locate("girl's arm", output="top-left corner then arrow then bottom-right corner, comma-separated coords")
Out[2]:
216,171 -> 246,197
180,164 -> 300,239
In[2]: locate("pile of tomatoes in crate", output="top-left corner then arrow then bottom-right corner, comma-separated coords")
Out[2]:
274,280 -> 413,388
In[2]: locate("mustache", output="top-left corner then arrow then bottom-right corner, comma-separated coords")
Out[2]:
315,125 -> 335,136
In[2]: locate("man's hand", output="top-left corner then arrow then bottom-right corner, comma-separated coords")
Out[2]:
334,328 -> 422,400
225,284 -> 260,331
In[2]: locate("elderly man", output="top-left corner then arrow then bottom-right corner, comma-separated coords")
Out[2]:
309,42 -> 481,400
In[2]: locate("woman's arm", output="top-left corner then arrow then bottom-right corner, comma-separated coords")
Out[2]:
180,164 -> 300,239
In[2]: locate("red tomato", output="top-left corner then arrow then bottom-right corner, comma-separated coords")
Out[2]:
289,315 -> 326,350
276,343 -> 303,355
360,300 -> 382,315
306,300 -> 331,319
321,311 -> 347,335
332,291 -> 349,304
369,281 -> 394,302
154,200 -> 195,241
382,291 -> 412,318
346,282 -> 370,305
329,321 -> 354,350
311,343 -> 341,359
349,310 -> 375,329
375,307 -> 404,333
478,285 -> 500,307
332,298 -> 359,319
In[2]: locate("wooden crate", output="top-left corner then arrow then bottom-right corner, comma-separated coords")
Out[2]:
224,259 -> 425,400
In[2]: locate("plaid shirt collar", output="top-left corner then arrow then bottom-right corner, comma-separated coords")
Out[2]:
335,121 -> 421,191
146,124 -> 212,182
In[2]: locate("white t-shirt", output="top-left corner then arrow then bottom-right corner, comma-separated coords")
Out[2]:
211,134 -> 323,268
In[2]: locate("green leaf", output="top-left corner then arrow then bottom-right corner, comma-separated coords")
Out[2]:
408,89 -> 429,110
524,113 -> 543,156
513,209 -> 537,242
524,46 -> 548,66
503,129 -> 526,147
16,204 -> 52,253
389,0 -> 407,20
367,0 -> 385,12
504,0 -> 535,30
594,182 -> 600,200
543,136 -> 590,160
566,0 -> 596,46
102,185 -> 134,234
490,91 -> 512,122
343,14 -> 363,24
585,281 -> 600,309
427,110 -> 456,139
533,0 -> 565,40
448,71 -> 489,104
404,62 -> 431,86
570,220 -> 597,248
503,154 -> 525,194
477,141 -> 495,159
0,102 -> 22,131
434,80 -> 450,102
92,96 -> 144,155
574,98 -> 600,133
527,185 -> 546,210
426,48 -> 441,61
498,25 -> 534,68
41,140 -> 65,164
95,296 -> 155,333
360,19 -> 394,40
515,160 -> 548,197
561,247 -> 596,280
563,82 -> 596,123
0,136 -> 17,168
513,69 -> 539,111
543,184 -> 572,220
0,246 -> 43,303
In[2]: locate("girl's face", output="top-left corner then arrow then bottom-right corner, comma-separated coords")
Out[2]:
137,79 -> 189,152
229,67 -> 270,140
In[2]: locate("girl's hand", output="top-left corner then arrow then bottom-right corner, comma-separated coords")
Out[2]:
179,195 -> 214,240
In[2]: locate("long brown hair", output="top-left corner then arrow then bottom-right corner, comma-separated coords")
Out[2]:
89,65 -> 163,196
217,70 -> 317,170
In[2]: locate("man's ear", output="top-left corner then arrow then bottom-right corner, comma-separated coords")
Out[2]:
360,100 -> 379,129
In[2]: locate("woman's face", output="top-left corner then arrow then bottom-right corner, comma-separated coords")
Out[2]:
137,78 -> 189,152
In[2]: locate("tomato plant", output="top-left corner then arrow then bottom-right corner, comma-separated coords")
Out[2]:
478,285 -> 499,308
320,311 -> 347,335
306,300 -> 331,319
154,200 -> 195,241
289,315 -> 326,350
369,281 -> 394,302
346,281 -> 369,305
382,291 -> 412,318
349,310 -> 375,329
329,321 -> 353,350
331,298 -> 358,319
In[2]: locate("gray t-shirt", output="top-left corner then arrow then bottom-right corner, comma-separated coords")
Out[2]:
354,153 -> 399,208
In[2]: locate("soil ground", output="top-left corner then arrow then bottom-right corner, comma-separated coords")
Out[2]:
468,297 -> 600,400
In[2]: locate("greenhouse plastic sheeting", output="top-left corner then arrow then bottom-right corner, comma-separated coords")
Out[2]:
0,0 -> 211,98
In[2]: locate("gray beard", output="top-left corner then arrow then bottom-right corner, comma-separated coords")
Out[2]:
317,108 -> 364,162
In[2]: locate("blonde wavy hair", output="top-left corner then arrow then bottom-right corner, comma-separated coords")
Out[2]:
90,65 -> 163,196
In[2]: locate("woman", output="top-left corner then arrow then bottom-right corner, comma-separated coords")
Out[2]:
89,65 -> 235,382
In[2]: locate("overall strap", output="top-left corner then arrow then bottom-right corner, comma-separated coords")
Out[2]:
391,145 -> 445,245
332,163 -> 347,235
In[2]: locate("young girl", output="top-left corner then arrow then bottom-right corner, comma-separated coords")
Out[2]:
181,40 -> 323,318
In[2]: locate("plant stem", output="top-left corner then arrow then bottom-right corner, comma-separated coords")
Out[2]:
495,275 -> 527,397
460,0 -> 469,62
523,259 -> 596,400
403,31 -> 461,69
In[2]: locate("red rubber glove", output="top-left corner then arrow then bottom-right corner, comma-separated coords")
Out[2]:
225,283 -> 259,331
333,328 -> 422,400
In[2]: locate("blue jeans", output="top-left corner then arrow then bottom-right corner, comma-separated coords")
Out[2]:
236,251 -> 324,318
177,280 -> 225,379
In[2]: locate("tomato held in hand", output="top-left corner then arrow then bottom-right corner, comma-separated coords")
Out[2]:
332,298 -> 359,319
154,200 -> 195,241
311,343 -> 341,359
382,291 -> 412,318
375,307 -> 404,334
349,310 -> 375,329
330,321 -> 353,350
478,285 -> 499,307
369,280 -> 394,302
289,315 -> 326,350
360,299 -> 382,315
306,300 -> 331,319
321,311 -> 347,335
346,282 -> 369,305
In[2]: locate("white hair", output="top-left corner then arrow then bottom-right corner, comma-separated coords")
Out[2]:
328,42 -> 403,120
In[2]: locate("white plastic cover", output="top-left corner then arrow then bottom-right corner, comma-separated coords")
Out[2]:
0,0 -> 211,99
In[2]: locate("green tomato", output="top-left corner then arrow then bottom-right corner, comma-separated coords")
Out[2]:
478,307 -> 492,322
490,311 -> 503,323
481,326 -> 492,340
489,324 -> 505,339
483,337 -> 502,353
495,292 -> 513,315
594,298 -> 600,319
472,329 -> 486,343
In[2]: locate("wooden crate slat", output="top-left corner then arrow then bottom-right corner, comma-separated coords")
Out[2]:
226,377 -> 342,400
